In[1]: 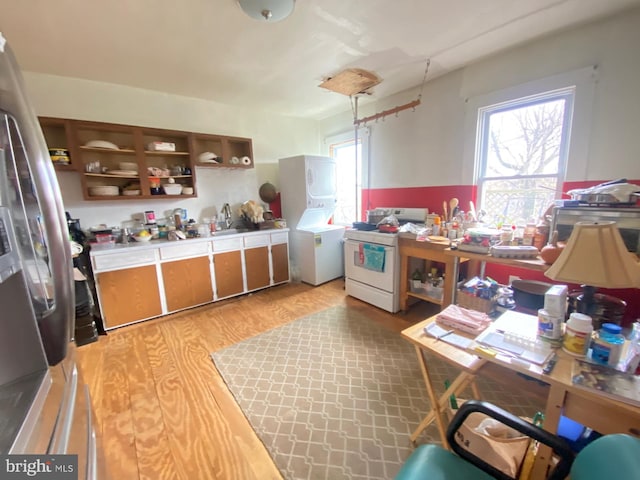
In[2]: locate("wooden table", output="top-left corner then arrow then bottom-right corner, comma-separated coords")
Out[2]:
444,247 -> 549,304
398,235 -> 466,311
402,314 -> 640,479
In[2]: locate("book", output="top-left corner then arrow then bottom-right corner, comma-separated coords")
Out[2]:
571,359 -> 640,408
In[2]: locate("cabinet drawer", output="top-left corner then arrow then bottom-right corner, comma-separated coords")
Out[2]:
160,241 -> 209,260
563,390 -> 640,436
212,237 -> 243,252
270,231 -> 288,244
92,249 -> 157,271
244,234 -> 270,248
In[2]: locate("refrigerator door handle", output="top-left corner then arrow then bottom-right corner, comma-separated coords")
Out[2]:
2,43 -> 75,365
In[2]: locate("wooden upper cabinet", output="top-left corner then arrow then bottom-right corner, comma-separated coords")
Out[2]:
38,116 -> 254,200
190,132 -> 253,169
39,117 -> 77,171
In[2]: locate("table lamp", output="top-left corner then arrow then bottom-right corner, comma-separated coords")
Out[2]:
544,221 -> 640,319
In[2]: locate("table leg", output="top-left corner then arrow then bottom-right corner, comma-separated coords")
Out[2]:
410,346 -> 477,446
530,385 -> 567,480
442,257 -> 455,307
400,252 -> 409,311
470,379 -> 481,399
449,256 -> 460,306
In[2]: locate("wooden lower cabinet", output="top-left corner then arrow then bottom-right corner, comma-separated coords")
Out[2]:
271,243 -> 289,284
245,246 -> 270,291
213,250 -> 244,299
96,265 -> 162,329
161,256 -> 213,312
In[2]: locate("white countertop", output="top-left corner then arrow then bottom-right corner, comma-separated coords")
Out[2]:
89,228 -> 289,257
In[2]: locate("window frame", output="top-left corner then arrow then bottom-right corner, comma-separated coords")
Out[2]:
475,88 -> 575,219
462,65 -> 597,204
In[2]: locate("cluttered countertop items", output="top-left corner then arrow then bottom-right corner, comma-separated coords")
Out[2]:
79,199 -> 287,252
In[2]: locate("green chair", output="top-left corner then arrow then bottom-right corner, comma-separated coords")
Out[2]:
396,400 -> 640,480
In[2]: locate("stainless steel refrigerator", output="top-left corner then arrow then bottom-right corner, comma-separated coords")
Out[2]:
0,33 -> 105,478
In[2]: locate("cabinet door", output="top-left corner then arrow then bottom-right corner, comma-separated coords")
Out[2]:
245,246 -> 270,291
96,265 -> 162,329
161,256 -> 213,312
213,250 -> 244,299
271,243 -> 290,284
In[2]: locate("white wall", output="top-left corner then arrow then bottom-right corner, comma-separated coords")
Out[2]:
24,73 -> 320,228
319,7 -> 640,187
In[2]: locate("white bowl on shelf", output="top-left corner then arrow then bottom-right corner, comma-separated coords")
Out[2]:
122,189 -> 140,196
162,184 -> 183,195
119,161 -> 138,172
84,140 -> 119,150
88,185 -> 119,196
182,187 -> 194,195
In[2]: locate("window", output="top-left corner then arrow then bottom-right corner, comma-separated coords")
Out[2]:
476,88 -> 574,225
326,129 -> 368,226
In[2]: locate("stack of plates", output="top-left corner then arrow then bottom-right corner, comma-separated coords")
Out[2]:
89,186 -> 119,196
108,170 -> 138,176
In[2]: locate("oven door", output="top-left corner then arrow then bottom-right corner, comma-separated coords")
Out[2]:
344,239 -> 396,293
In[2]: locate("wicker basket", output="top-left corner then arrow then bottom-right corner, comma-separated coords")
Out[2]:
457,290 -> 494,313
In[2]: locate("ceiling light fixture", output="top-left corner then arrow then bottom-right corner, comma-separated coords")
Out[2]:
237,0 -> 295,22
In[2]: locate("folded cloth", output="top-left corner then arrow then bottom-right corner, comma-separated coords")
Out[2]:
357,242 -> 386,272
436,304 -> 492,335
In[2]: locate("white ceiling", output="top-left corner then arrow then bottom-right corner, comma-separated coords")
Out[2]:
1,0 -> 639,120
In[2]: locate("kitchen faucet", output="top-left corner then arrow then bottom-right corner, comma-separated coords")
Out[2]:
221,203 -> 232,229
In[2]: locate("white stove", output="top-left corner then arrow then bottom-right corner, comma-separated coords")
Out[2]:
344,208 -> 427,313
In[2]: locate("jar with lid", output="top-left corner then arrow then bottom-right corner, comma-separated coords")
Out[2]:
563,312 -> 593,356
591,323 -> 625,367
500,226 -> 513,245
533,219 -> 550,251
523,223 -> 536,246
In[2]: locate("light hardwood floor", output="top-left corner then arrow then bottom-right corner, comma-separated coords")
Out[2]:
77,279 -> 438,480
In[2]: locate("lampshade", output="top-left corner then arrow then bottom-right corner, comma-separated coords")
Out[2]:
237,0 -> 295,22
544,221 -> 640,288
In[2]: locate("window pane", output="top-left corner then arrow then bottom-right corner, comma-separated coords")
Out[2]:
330,141 -> 361,226
482,177 -> 557,225
486,99 -> 565,177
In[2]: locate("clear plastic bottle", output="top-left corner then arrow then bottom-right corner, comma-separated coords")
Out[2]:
591,323 -> 625,367
624,321 -> 640,374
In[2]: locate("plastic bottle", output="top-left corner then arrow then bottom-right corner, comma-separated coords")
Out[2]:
431,216 -> 441,236
623,321 -> 640,373
591,323 -> 625,367
562,313 -> 593,356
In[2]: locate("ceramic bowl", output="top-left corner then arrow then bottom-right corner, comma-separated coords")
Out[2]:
133,234 -> 152,243
163,184 -> 183,195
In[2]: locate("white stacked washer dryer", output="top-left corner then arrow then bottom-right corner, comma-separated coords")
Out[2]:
344,208 -> 428,313
278,155 -> 345,285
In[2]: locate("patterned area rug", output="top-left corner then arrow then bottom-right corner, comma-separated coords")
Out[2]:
211,306 -> 544,480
